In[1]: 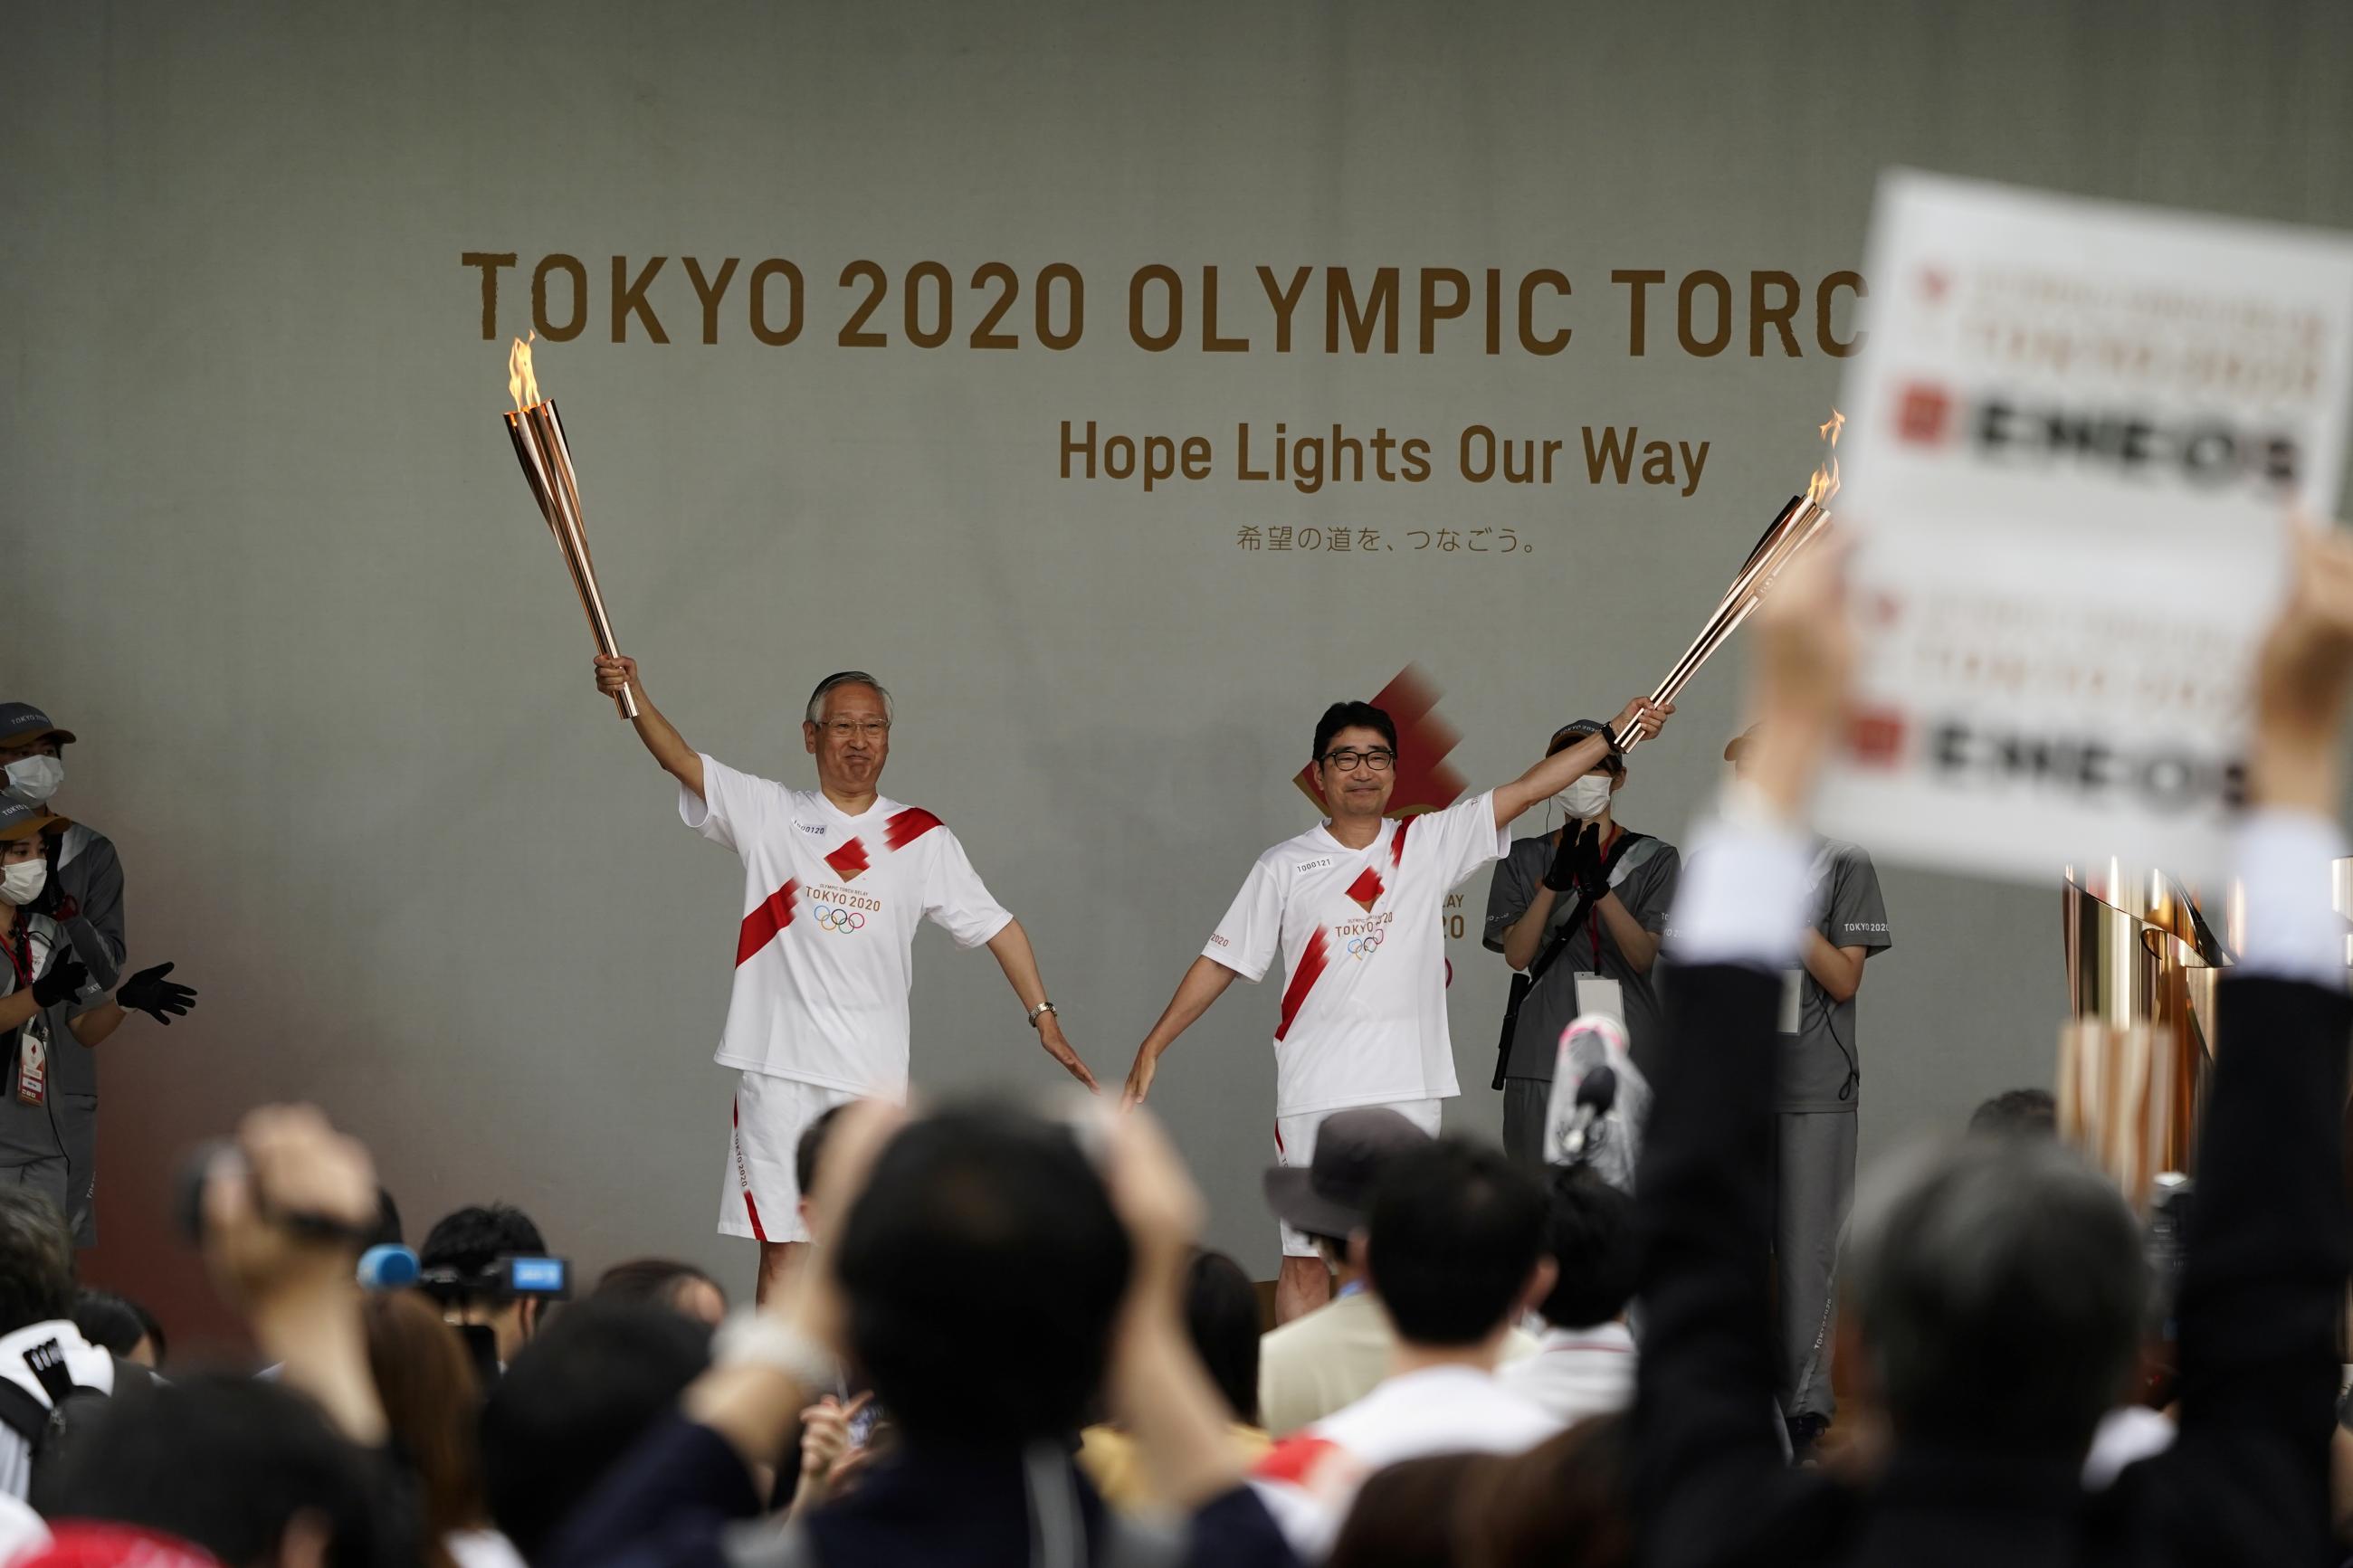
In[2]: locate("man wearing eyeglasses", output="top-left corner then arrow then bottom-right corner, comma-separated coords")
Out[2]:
594,656 -> 1095,1304
1122,693 -> 1670,1320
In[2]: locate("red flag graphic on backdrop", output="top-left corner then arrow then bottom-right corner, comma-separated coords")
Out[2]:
1291,664 -> 1468,818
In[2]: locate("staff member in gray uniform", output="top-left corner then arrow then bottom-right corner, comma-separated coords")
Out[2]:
1724,724 -> 1891,1457
0,800 -> 195,1243
1484,717 -> 1680,1167
0,703 -> 124,969
1,702 -> 130,1235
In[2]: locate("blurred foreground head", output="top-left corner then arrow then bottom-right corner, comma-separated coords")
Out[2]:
837,1102 -> 1132,1448
1845,1136 -> 2147,1456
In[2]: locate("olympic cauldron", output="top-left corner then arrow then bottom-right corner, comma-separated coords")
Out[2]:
2058,862 -> 2230,1212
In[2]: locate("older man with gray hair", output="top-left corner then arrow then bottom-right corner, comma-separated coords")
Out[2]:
594,656 -> 1095,1304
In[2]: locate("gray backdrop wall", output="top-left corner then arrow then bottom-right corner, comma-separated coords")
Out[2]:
6,0 -> 2350,1341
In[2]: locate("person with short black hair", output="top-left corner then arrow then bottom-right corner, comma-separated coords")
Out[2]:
69,1289 -> 164,1369
0,1185 -> 117,1501
1081,1250 -> 1272,1511
1124,693 -> 1670,1320
1253,1137 -> 1561,1557
420,1202 -> 550,1371
1501,1166 -> 1640,1424
481,1299 -> 712,1563
592,658 -> 1097,1308
591,1261 -> 728,1327
47,1373 -> 401,1568
1256,1107 -> 1440,1436
793,1104 -> 846,1242
1969,1087 -> 2058,1139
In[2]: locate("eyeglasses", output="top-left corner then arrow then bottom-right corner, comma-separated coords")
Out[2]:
1321,748 -> 1396,772
822,720 -> 891,740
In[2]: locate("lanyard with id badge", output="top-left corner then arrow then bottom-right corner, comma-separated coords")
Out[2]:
6,925 -> 52,1107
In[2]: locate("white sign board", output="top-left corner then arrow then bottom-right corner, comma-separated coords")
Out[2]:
1819,170 -> 2353,884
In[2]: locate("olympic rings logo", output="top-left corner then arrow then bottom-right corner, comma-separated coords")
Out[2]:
1347,933 -> 1383,958
813,905 -> 868,933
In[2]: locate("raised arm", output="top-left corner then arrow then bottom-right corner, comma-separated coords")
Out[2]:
1633,549 -> 1844,1564
2160,526 -> 2353,1554
1488,698 -> 1669,829
1122,956 -> 1242,1110
595,655 -> 705,801
985,917 -> 1100,1091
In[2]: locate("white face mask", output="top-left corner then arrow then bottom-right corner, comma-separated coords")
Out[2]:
1555,774 -> 1614,822
0,860 -> 46,908
4,755 -> 62,806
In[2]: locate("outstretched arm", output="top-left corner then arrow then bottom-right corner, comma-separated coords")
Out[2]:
1489,698 -> 1670,828
595,655 -> 705,801
984,918 -> 1099,1091
1123,956 -> 1242,1109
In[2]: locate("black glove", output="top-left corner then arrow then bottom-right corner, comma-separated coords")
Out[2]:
1541,824 -> 1577,891
1575,825 -> 1613,899
118,963 -> 196,1025
31,955 -> 87,1009
1543,822 -> 1603,894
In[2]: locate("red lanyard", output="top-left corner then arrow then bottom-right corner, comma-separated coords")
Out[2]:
3,922 -> 31,992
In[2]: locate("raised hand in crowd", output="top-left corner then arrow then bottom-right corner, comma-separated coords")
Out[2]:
200,1103 -> 389,1447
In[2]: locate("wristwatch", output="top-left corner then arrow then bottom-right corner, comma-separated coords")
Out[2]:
1027,1000 -> 1058,1029
1599,720 -> 1624,755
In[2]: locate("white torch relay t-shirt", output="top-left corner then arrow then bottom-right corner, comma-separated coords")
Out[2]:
682,755 -> 1013,1095
1205,791 -> 1509,1117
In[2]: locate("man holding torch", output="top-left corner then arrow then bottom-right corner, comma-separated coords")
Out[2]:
1121,693 -> 1670,1321
592,655 -> 1098,1304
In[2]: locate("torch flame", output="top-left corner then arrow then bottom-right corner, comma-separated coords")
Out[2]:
1804,404 -> 1843,506
507,330 -> 540,411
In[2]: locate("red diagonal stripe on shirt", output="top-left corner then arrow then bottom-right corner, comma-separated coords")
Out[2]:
885,806 -> 943,851
1389,813 -> 1414,867
735,879 -> 799,966
1275,927 -> 1331,1043
825,837 -> 871,881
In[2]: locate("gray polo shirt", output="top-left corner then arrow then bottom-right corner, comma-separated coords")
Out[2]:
1484,829 -> 1680,1079
1777,838 -> 1892,1113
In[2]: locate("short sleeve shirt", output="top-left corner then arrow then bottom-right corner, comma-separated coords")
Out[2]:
681,755 -> 1013,1094
1483,830 -> 1681,1080
1205,792 -> 1509,1117
1778,838 -> 1892,1113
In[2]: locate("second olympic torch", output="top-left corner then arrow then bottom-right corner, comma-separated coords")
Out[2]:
501,335 -> 638,719
1617,412 -> 1842,753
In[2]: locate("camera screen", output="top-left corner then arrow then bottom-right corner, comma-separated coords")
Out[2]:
510,1256 -> 567,1294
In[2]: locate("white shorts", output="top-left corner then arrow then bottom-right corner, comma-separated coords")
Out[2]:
718,1072 -> 864,1243
1272,1098 -> 1443,1258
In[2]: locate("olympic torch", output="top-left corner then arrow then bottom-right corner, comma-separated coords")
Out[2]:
1617,412 -> 1841,753
500,334 -> 639,719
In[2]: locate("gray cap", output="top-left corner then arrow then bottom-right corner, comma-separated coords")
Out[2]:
1262,1107 -> 1434,1239
0,704 -> 74,749
0,798 -> 64,843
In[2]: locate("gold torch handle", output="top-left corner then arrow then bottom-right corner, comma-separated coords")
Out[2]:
1617,496 -> 1829,756
506,403 -> 641,720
